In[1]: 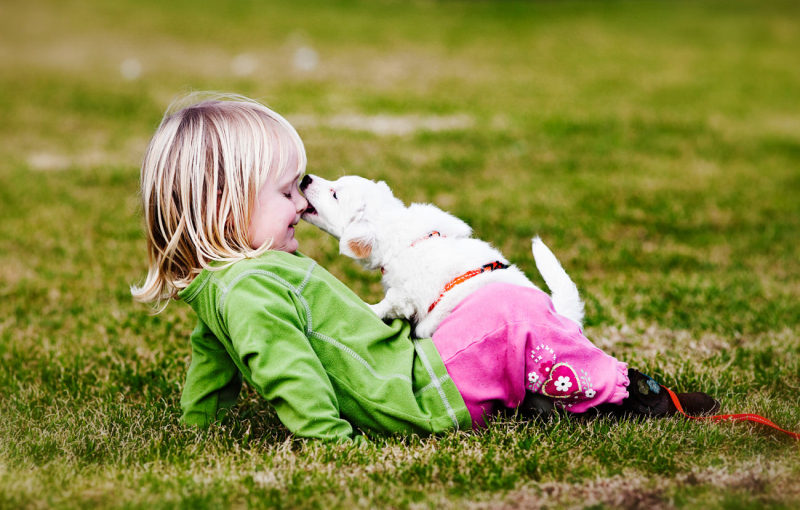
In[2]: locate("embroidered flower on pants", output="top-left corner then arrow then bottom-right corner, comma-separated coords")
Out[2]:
539,360 -> 554,377
528,372 -> 539,384
555,376 -> 572,392
585,388 -> 596,398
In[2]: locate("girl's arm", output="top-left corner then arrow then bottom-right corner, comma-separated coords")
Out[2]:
180,318 -> 242,427
223,282 -> 356,441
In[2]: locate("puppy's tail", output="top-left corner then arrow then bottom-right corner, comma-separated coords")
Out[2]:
532,236 -> 585,328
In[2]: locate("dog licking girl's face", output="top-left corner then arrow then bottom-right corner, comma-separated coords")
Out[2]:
300,174 -> 403,263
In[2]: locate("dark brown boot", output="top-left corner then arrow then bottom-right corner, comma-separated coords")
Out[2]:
621,369 -> 720,417
618,369 -> 671,416
517,392 -> 556,420
665,391 -> 721,416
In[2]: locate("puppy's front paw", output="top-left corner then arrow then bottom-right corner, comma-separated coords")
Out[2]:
415,323 -> 435,339
368,302 -> 390,319
369,289 -> 412,321
371,303 -> 404,320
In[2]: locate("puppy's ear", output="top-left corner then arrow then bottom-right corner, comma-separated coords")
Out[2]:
340,220 -> 375,260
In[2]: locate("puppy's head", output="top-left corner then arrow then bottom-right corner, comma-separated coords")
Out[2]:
301,175 -> 403,263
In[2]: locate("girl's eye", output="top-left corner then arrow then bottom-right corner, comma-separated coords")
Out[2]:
284,193 -> 292,199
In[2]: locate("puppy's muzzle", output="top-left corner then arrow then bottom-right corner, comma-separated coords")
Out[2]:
300,175 -> 317,215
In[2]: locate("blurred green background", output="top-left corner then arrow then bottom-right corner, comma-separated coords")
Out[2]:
1,1 -> 799,508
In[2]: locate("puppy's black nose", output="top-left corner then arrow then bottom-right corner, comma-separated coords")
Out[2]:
300,175 -> 312,191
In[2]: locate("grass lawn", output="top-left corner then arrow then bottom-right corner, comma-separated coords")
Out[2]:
1,0 -> 799,508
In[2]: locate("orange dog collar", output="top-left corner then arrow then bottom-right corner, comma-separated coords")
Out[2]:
428,261 -> 509,313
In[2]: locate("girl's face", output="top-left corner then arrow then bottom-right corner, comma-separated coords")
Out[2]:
249,153 -> 308,252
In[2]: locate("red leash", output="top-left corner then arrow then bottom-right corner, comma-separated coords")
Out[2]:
661,385 -> 800,440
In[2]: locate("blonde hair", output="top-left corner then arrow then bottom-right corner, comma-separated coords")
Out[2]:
131,92 -> 306,309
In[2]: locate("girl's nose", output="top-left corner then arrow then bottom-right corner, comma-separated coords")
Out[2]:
297,192 -> 308,213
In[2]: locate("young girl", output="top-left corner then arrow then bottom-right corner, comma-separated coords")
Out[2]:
132,94 -> 718,441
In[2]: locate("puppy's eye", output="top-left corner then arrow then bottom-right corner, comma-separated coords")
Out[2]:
332,190 -> 338,200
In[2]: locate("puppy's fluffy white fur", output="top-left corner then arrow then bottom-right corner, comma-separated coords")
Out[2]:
301,175 -> 584,338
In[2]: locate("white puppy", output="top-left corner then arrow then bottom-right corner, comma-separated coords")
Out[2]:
300,174 -> 585,338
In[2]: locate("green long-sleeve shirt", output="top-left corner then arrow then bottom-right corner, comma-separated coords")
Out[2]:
177,250 -> 471,440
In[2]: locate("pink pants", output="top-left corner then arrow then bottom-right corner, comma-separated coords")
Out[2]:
432,283 -> 629,428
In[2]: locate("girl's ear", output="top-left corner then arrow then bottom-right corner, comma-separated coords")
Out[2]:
340,220 -> 375,259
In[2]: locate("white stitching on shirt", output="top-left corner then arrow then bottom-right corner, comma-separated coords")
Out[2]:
310,331 -> 412,384
414,374 -> 451,397
218,270 -> 300,317
414,339 -> 460,429
210,276 -> 227,292
182,272 -> 212,302
297,261 -> 316,294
